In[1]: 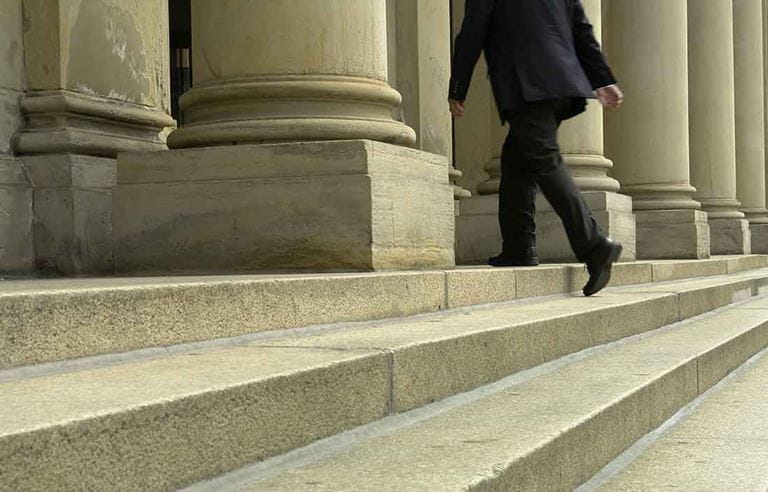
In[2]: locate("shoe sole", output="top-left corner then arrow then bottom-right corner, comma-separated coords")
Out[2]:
488,259 -> 540,268
583,244 -> 623,296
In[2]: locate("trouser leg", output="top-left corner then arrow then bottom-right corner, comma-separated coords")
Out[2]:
498,128 -> 537,256
503,100 -> 605,261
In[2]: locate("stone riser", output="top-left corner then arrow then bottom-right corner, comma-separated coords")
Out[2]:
2,256 -> 767,371
237,295 -> 768,491
2,270 -> 768,489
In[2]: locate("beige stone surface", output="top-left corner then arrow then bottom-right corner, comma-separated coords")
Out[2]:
240,298 -> 768,491
455,195 -> 501,264
0,89 -> 22,155
22,0 -> 170,110
0,155 -> 33,273
15,0 -> 173,158
635,209 -> 711,259
22,154 -> 116,275
391,0 -> 451,159
0,0 -> 23,92
602,348 -> 768,491
0,270 -> 445,370
751,223 -> 768,253
257,291 -> 680,413
604,0 -> 699,211
733,0 -> 768,223
709,217 -> 751,255
0,347 -> 390,491
114,140 -> 454,274
688,0 -> 743,221
618,275 -> 755,319
169,0 -> 413,148
444,267 -> 517,308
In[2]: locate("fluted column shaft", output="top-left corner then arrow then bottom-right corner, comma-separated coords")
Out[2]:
168,0 -> 415,149
733,0 -> 768,224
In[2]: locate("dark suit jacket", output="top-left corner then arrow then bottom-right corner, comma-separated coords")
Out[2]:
449,0 -> 616,122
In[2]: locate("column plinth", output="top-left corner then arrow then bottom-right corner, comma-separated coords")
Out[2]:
115,0 -> 453,273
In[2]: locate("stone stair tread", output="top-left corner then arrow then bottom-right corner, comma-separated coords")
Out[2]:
600,348 -> 768,490
212,299 -> 768,491
1,269 -> 763,437
3,268 -> 768,489
2,257 -> 766,371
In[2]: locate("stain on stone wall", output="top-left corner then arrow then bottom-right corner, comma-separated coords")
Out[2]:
65,0 -> 169,110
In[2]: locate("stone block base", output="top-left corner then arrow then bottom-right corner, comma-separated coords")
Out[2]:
749,223 -> 768,253
709,218 -> 751,255
636,209 -> 711,259
535,191 -> 637,262
24,154 -> 116,274
113,140 -> 455,274
455,192 -> 637,264
0,155 -> 33,274
455,196 -> 500,264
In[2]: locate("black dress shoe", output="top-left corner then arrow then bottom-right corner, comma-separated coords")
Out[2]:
583,239 -> 623,296
488,252 -> 539,267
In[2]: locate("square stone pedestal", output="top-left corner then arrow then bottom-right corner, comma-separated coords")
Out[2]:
635,209 -> 710,259
456,191 -> 636,263
709,218 -> 751,255
23,154 -> 115,274
535,191 -> 636,262
455,195 -> 501,264
113,140 -> 455,274
0,155 -> 33,274
749,223 -> 768,253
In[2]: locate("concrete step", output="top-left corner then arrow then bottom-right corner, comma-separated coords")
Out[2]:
194,295 -> 768,491
1,255 -> 766,370
591,343 -> 768,491
2,268 -> 768,490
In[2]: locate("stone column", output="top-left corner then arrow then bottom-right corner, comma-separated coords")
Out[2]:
733,0 -> 768,251
388,0 -> 470,208
535,0 -> 636,262
113,0 -> 455,273
12,0 -> 173,274
604,0 -> 710,259
688,0 -> 751,254
168,0 -> 414,148
0,0 -> 32,274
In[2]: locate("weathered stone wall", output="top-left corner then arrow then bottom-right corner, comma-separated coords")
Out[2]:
0,0 -> 33,273
22,0 -> 170,112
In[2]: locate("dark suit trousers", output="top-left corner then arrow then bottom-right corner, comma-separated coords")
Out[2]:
499,99 -> 605,262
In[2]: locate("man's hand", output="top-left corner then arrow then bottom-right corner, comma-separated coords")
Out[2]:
448,98 -> 466,118
596,85 -> 624,110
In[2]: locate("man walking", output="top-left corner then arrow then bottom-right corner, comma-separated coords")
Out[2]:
449,0 -> 624,297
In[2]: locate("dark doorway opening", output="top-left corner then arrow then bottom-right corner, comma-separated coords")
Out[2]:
169,0 -> 192,124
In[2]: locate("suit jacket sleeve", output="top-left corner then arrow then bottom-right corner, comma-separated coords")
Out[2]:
449,0 -> 495,101
571,0 -> 616,89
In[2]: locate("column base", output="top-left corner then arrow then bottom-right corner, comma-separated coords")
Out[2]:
455,192 -> 637,263
113,140 -> 455,274
535,191 -> 637,262
635,210 -> 711,259
749,223 -> 768,254
709,218 -> 751,255
23,155 -> 116,275
0,155 -> 33,274
455,195 -> 501,264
